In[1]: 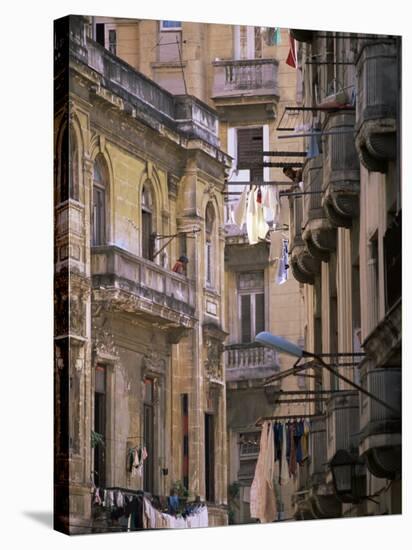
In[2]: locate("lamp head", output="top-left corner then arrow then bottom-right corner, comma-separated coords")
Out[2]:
255,331 -> 304,358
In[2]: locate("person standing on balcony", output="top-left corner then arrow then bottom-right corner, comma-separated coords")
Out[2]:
172,255 -> 189,275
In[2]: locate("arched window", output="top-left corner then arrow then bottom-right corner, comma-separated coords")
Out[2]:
69,131 -> 79,201
141,184 -> 155,260
59,125 -> 79,203
60,126 -> 69,203
92,155 -> 108,246
205,202 -> 215,286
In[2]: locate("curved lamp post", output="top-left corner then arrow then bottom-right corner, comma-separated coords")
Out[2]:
255,331 -> 399,415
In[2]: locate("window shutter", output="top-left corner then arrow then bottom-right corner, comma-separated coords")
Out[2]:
237,127 -> 263,181
255,293 -> 265,335
241,295 -> 251,343
142,211 -> 152,259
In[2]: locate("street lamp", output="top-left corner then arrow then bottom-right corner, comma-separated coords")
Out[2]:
255,331 -> 399,415
330,449 -> 367,504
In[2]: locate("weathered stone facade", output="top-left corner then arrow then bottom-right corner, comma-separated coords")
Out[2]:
54,15 -> 231,533
287,30 -> 401,519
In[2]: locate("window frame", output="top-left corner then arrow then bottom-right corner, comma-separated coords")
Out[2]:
141,184 -> 155,261
160,20 -> 182,31
237,271 -> 265,344
92,157 -> 108,247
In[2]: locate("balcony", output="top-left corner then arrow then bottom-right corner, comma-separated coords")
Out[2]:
212,58 -> 279,120
225,342 -> 279,382
301,155 -> 336,261
289,194 -> 321,285
91,245 -> 196,333
326,391 -> 360,467
67,16 -> 223,151
359,364 -> 401,478
355,39 -> 399,173
308,415 -> 342,519
322,111 -> 360,228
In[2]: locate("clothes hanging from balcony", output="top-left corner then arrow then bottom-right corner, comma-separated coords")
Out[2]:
246,186 -> 259,244
256,187 -> 270,240
250,421 -> 277,523
276,238 -> 289,285
286,33 -> 297,69
233,186 -> 248,226
128,444 -> 148,477
92,487 -> 208,530
272,420 -> 310,484
263,185 -> 279,224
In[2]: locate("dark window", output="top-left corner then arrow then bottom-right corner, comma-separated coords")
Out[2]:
142,186 -> 154,260
108,29 -> 117,55
238,271 -> 265,343
241,295 -> 252,343
57,342 -> 69,455
205,413 -> 215,502
384,211 -> 401,310
92,156 -> 107,246
69,132 -> 79,201
205,203 -> 215,286
96,23 -> 105,46
59,125 -> 79,203
92,187 -> 106,246
237,127 -> 263,182
94,366 -> 106,487
143,379 -> 154,493
255,293 -> 265,335
182,394 -> 189,490
60,126 -> 69,203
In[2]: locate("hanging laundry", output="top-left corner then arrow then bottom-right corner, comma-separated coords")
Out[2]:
288,422 -> 298,478
246,186 -> 259,245
286,33 -> 297,68
295,420 -> 305,465
233,186 -> 248,227
307,130 -> 320,158
265,420 -> 275,489
256,188 -> 269,240
250,421 -> 277,523
262,185 -> 279,224
93,487 -> 102,506
276,238 -> 289,285
280,423 -> 289,485
273,27 -> 282,45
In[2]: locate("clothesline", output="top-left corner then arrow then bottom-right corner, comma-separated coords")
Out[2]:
256,414 -> 321,426
250,418 -> 311,523
91,486 -> 209,530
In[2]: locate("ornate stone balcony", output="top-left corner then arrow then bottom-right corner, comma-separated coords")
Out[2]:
322,111 -> 360,228
212,58 -> 279,98
355,39 -> 399,173
301,155 -> 336,261
358,364 -> 401,479
224,342 -> 279,382
91,245 -> 196,333
289,194 -> 321,285
211,58 -> 279,119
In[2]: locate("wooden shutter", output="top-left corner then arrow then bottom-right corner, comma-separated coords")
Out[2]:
237,127 -> 263,181
255,293 -> 265,336
241,295 -> 251,343
142,211 -> 152,259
